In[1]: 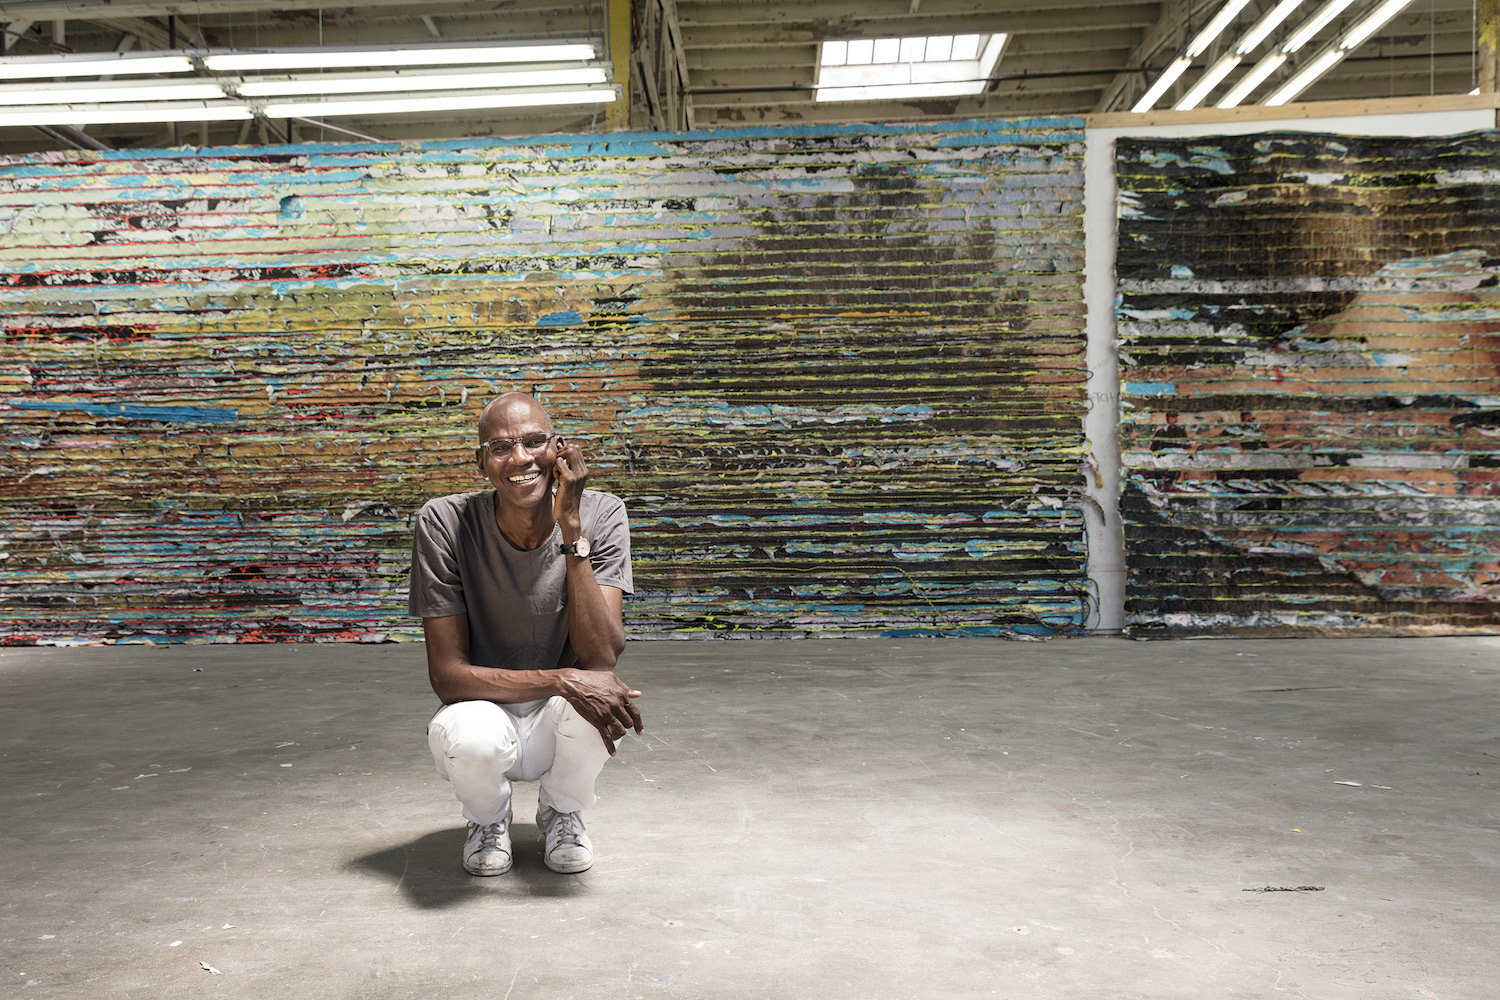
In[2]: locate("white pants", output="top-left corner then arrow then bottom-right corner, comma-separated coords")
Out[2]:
427,697 -> 614,827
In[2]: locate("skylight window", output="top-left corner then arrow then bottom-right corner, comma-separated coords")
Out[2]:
815,33 -> 1007,102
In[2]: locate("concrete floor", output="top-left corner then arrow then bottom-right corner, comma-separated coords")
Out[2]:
0,636 -> 1496,1000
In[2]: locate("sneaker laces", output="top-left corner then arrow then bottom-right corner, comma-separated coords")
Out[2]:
475,821 -> 507,850
549,811 -> 583,846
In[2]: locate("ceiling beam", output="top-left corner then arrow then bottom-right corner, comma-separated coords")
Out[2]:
34,123 -> 110,150
85,16 -> 210,49
3,19 -> 34,51
679,0 -> 1146,23
691,68 -> 1117,107
683,5 -> 1160,48
0,0 -> 504,17
605,0 -> 629,127
636,0 -> 692,128
1093,0 -> 1210,112
1325,50 -> 1479,82
690,86 -> 1096,125
1483,0 -> 1498,91
694,50 -> 1134,95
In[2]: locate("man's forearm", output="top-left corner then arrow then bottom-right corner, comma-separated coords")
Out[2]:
422,615 -> 581,705
560,514 -> 626,667
430,660 -> 584,706
422,610 -> 638,751
565,557 -> 625,668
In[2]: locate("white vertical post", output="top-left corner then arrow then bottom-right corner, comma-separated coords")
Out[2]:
1082,129 -> 1127,633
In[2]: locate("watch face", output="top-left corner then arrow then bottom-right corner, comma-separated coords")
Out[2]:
574,537 -> 592,558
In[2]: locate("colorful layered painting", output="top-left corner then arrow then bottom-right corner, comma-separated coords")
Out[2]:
1,119 -> 1088,644
1117,131 -> 1500,636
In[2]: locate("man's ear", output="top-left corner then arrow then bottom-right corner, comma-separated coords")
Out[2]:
474,446 -> 486,472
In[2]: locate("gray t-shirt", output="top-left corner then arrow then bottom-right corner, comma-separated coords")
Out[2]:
407,489 -> 632,671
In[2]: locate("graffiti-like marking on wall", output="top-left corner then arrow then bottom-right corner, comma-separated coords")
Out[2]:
1116,132 -> 1500,636
1,120 -> 1089,644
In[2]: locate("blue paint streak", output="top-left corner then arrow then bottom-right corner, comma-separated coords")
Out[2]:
8,400 -> 239,423
537,310 -> 584,327
1124,381 -> 1178,397
55,116 -> 1086,161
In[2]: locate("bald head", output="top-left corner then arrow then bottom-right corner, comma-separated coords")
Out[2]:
478,393 -> 553,443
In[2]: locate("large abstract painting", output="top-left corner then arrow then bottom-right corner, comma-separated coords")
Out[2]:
1,119 -> 1089,644
1117,131 -> 1500,635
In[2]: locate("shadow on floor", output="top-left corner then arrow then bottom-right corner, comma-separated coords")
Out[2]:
349,823 -> 591,908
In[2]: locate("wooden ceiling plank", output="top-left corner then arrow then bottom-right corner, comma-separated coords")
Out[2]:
682,5 -> 1160,49
691,86 -> 1095,124
679,0 -> 1149,23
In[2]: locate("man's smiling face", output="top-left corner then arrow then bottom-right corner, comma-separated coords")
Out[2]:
476,395 -> 559,512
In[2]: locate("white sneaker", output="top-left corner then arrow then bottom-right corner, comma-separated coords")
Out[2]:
537,804 -> 593,873
462,819 -> 513,876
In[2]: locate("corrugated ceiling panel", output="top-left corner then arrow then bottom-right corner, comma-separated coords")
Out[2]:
0,119 -> 1088,644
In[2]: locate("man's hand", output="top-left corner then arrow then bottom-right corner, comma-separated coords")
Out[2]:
558,667 -> 643,754
553,438 -> 589,529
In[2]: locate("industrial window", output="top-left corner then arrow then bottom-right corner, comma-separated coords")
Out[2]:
815,33 -> 1007,102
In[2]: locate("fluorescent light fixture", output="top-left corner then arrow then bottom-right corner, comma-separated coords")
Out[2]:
0,41 -> 617,126
0,80 -> 226,105
1131,55 -> 1192,112
814,33 -> 1006,102
1234,0 -> 1305,54
0,53 -> 195,80
1265,47 -> 1344,103
204,41 -> 597,72
260,86 -> 618,118
237,66 -> 606,97
1283,0 -> 1357,52
1185,0 -> 1254,58
1174,53 -> 1241,109
1216,51 -> 1288,106
1339,0 -> 1415,49
0,102 -> 251,126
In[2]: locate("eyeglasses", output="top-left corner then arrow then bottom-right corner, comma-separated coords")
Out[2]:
480,433 -> 555,459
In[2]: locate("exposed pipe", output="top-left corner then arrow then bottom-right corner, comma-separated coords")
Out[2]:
33,124 -> 109,150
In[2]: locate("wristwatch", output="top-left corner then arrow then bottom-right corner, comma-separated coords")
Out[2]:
559,537 -> 592,558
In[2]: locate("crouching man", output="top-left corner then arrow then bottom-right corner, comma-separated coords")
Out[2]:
408,392 -> 642,875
